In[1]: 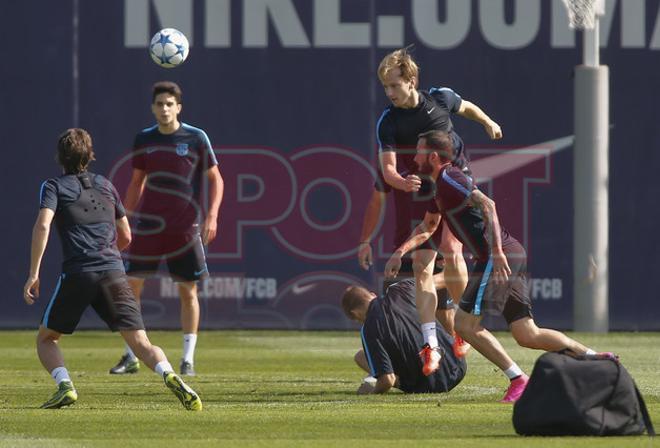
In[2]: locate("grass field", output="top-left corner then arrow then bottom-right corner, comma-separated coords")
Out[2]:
0,331 -> 658,447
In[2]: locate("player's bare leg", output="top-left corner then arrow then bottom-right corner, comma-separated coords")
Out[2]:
120,329 -> 167,370
438,222 -> 468,305
433,272 -> 456,335
454,309 -> 528,402
510,317 -> 590,354
354,350 -> 370,373
36,326 -> 65,374
412,249 -> 442,375
109,276 -> 145,374
121,328 -> 202,410
454,310 -> 515,370
412,249 -> 438,326
178,281 -> 199,375
127,276 -> 145,306
436,308 -> 455,336
36,326 -> 77,408
439,223 -> 470,357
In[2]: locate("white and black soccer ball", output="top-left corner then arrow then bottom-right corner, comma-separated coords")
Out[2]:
149,28 -> 189,68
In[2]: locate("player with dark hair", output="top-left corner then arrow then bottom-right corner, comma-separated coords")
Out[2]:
361,47 -> 502,375
341,277 -> 466,395
109,81 -> 224,376
24,128 -> 201,410
385,130 -> 605,403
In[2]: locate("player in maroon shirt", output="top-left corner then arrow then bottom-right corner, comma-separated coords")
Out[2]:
385,130 -> 605,403
109,82 -> 224,377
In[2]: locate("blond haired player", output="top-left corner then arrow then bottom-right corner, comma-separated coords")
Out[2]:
363,47 -> 502,375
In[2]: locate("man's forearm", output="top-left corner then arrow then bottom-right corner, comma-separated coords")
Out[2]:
207,169 -> 224,221
396,229 -> 432,258
460,101 -> 495,126
481,201 -> 504,254
394,215 -> 440,257
123,183 -> 143,215
29,225 -> 50,277
382,166 -> 409,191
359,193 -> 384,243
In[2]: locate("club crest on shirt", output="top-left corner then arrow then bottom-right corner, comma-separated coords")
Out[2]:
175,144 -> 189,156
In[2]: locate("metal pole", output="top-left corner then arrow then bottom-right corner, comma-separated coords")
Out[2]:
583,21 -> 599,67
573,65 -> 609,332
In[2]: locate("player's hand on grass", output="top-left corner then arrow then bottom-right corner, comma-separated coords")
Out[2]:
484,120 -> 502,140
202,215 -> 218,245
492,252 -> 511,285
384,253 -> 402,279
23,276 -> 40,305
357,382 -> 375,395
358,243 -> 373,270
403,174 -> 422,193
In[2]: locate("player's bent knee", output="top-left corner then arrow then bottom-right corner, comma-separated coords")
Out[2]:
37,328 -> 61,344
177,282 -> 199,301
511,331 -> 534,348
454,315 -> 472,338
412,260 -> 434,278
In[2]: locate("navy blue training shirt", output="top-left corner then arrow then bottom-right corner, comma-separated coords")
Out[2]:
39,172 -> 126,274
377,87 -> 466,173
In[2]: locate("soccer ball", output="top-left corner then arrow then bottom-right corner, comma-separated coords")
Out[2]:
149,28 -> 189,68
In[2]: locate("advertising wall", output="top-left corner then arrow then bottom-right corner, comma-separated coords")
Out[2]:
3,0 -> 659,330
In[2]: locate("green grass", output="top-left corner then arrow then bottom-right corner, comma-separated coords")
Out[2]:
0,331 -> 658,447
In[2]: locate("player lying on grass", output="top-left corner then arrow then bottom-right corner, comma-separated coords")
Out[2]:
342,276 -> 466,394
23,128 -> 201,410
384,130 -> 606,403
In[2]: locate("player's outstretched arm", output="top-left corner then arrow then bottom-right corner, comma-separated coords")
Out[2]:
379,152 -> 421,192
469,190 -> 511,284
24,208 -> 55,305
202,165 -> 224,245
384,211 -> 440,278
457,100 -> 502,140
357,189 -> 387,270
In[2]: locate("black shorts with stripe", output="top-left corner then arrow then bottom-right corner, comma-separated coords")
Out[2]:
459,240 -> 533,325
41,270 -> 144,334
125,232 -> 208,282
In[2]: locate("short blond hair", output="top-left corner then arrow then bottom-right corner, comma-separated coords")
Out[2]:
378,47 -> 419,87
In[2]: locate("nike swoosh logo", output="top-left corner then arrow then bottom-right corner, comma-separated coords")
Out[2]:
427,107 -> 435,114
292,282 -> 317,295
470,134 -> 576,179
146,147 -> 157,154
194,268 -> 207,276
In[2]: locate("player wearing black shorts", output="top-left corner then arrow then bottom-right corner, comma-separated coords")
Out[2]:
341,278 -> 466,394
110,81 -> 224,376
360,48 -> 502,374
23,128 -> 201,410
385,130 -> 602,403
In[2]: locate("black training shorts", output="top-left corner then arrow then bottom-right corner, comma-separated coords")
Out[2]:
459,241 -> 533,325
41,270 -> 144,334
125,232 -> 209,282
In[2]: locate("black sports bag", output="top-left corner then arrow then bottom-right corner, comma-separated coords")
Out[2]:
513,351 -> 655,436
